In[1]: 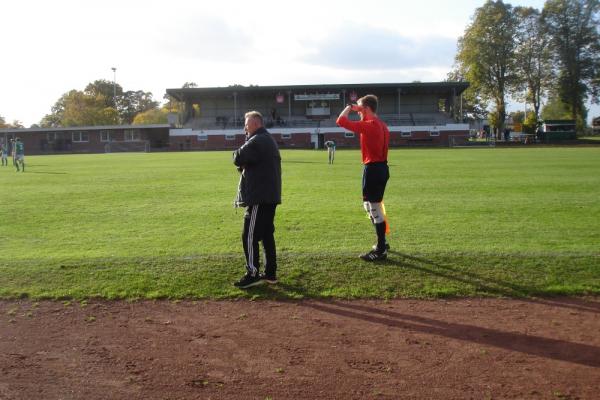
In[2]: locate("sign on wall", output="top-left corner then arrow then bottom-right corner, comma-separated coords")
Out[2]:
294,93 -> 340,101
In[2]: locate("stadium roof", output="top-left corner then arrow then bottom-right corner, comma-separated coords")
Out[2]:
166,82 -> 470,101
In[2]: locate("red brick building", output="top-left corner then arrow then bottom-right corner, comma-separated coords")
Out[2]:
0,125 -> 170,155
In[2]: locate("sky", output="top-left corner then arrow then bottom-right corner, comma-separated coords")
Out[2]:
1,0 -> 597,127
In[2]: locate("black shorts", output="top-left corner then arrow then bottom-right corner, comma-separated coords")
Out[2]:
362,162 -> 389,202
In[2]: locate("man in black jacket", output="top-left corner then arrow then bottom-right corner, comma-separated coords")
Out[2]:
233,111 -> 282,288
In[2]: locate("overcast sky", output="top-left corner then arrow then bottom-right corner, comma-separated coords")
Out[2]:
2,0 -> 596,127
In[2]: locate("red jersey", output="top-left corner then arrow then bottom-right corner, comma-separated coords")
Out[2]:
336,115 -> 389,164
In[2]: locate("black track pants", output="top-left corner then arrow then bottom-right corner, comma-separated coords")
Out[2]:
242,204 -> 277,276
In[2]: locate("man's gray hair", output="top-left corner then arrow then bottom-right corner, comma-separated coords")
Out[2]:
244,111 -> 264,125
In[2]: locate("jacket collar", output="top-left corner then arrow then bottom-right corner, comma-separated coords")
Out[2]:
252,127 -> 268,135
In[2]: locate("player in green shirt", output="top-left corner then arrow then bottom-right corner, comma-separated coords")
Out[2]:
1,140 -> 8,166
14,138 -> 25,172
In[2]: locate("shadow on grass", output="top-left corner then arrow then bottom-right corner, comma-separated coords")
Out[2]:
387,251 -> 600,314
300,300 -> 600,368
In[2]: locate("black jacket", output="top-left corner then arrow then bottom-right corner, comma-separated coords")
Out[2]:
233,128 -> 281,206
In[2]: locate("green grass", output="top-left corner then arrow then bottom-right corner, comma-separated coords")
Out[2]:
0,148 -> 599,299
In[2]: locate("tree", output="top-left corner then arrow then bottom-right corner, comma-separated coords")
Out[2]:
510,110 -> 526,123
119,90 -> 159,124
132,108 -> 168,125
0,115 -> 25,129
456,0 -> 520,137
40,80 -> 160,127
542,0 -> 600,130
446,69 -> 488,121
514,6 -> 554,123
541,93 -> 573,119
85,79 -> 123,108
59,90 -> 119,127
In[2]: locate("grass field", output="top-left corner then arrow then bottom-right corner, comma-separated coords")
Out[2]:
0,148 -> 599,299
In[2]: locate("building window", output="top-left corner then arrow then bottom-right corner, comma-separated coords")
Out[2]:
344,132 -> 355,138
430,130 -> 440,137
124,129 -> 141,141
401,131 -> 412,137
197,134 -> 208,141
100,130 -> 110,142
47,132 -> 58,142
72,131 -> 89,142
281,133 -> 291,139
225,134 -> 236,140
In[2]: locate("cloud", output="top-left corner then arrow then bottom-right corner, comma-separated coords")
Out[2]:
155,15 -> 254,62
300,25 -> 457,71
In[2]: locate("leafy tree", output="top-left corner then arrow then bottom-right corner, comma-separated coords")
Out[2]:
85,79 -> 123,108
0,115 -> 25,129
523,112 -> 540,134
40,80 -> 160,127
510,110 -> 526,123
132,108 -> 168,125
59,90 -> 119,127
456,1 -> 520,137
542,0 -> 600,130
446,69 -> 488,121
514,6 -> 554,123
541,93 -> 573,119
119,90 -> 159,124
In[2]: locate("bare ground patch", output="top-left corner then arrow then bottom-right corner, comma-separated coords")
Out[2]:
1,297 -> 599,399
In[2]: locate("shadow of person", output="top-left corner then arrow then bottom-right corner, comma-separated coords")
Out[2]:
387,251 -> 600,314
300,299 -> 600,368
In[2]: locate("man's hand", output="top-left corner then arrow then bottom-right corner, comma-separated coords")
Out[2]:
338,104 -> 353,119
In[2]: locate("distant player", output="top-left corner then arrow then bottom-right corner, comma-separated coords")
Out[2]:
14,138 -> 25,172
325,140 -> 336,164
336,94 -> 390,261
1,140 -> 8,166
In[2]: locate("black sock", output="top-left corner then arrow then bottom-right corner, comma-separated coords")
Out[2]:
375,222 -> 386,252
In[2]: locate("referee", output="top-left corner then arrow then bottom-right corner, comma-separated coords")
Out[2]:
233,111 -> 282,288
336,94 -> 390,261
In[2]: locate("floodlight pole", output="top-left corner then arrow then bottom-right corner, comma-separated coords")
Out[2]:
111,67 -> 117,107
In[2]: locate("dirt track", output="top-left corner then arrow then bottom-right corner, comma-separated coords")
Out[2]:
1,297 -> 599,400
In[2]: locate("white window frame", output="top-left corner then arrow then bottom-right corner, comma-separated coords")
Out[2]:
429,130 -> 440,137
197,134 -> 208,141
344,132 -> 355,138
72,131 -> 89,142
225,134 -> 236,141
100,130 -> 110,142
401,131 -> 412,137
124,129 -> 141,142
281,133 -> 291,139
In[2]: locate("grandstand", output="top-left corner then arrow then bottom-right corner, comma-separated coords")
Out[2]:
166,82 -> 470,150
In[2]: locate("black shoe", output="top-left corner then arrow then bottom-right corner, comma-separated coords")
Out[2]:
359,249 -> 387,262
233,273 -> 264,289
372,243 -> 390,251
260,273 -> 278,284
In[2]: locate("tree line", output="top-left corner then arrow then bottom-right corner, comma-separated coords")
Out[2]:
0,80 -> 182,130
452,0 -> 599,135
